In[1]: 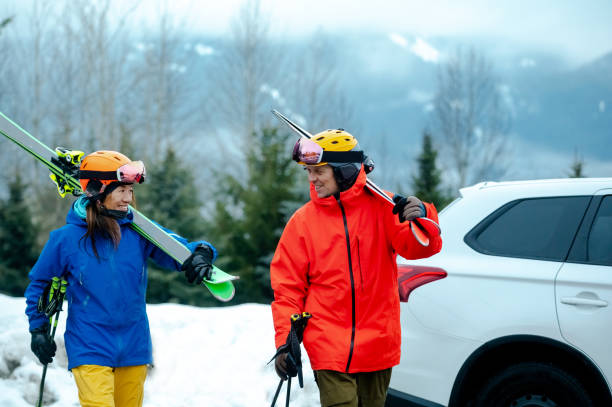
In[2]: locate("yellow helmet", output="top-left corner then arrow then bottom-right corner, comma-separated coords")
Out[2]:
295,129 -> 360,166
294,129 -> 370,191
312,129 -> 358,158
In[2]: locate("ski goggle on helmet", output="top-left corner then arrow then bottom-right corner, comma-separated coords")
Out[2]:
78,151 -> 146,197
292,129 -> 364,166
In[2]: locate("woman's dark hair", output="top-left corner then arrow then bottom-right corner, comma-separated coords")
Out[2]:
80,203 -> 121,260
79,184 -> 137,259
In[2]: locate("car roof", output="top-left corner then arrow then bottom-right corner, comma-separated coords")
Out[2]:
460,178 -> 612,198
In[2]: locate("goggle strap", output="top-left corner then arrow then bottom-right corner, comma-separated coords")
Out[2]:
320,150 -> 364,163
77,170 -> 118,180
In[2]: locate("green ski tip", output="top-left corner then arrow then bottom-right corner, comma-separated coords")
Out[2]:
202,265 -> 238,302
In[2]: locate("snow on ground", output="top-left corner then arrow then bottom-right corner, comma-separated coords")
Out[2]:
0,294 -> 319,407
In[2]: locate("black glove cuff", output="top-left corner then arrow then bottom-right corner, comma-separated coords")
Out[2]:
194,244 -> 214,263
418,202 -> 426,217
30,325 -> 49,334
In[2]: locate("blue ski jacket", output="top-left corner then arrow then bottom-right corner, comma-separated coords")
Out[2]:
25,197 -> 216,370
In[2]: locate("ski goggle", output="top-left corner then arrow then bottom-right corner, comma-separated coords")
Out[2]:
78,161 -> 146,184
292,138 -> 364,165
117,161 -> 146,184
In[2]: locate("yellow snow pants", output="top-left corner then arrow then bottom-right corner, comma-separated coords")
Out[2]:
72,364 -> 147,407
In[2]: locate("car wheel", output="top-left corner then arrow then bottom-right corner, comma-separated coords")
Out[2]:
473,362 -> 593,407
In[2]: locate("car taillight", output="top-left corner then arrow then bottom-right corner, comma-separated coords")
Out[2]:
398,265 -> 447,302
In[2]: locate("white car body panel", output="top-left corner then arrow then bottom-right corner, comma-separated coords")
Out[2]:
389,178 -> 612,406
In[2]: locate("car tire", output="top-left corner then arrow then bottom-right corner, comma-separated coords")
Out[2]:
473,362 -> 594,407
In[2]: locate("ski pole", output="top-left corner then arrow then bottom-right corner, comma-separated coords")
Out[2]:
285,376 -> 291,407
270,378 -> 284,407
270,312 -> 312,407
37,277 -> 67,407
270,315 -> 301,407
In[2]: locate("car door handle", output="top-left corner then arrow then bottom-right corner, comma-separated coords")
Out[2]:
560,297 -> 608,307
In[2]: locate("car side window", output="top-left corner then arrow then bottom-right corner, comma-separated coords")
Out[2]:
586,196 -> 612,266
465,196 -> 590,262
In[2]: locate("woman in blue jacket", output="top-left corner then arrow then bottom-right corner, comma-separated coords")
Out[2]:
25,150 -> 215,407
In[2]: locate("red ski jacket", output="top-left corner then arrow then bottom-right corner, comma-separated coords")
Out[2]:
270,168 -> 442,373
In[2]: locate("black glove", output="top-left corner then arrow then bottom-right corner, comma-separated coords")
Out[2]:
30,326 -> 56,365
181,244 -> 214,284
392,195 -> 426,223
274,344 -> 298,380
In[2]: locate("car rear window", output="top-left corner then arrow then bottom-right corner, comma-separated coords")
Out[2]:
465,196 -> 590,262
587,196 -> 612,266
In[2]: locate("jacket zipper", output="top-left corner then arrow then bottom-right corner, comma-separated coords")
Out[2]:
336,196 -> 356,372
356,237 -> 364,290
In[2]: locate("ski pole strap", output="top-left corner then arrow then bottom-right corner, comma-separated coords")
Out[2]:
37,277 -> 68,319
287,312 -> 312,388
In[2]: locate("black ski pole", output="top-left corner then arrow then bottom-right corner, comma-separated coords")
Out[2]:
269,312 -> 312,407
270,378 -> 284,407
36,277 -> 67,407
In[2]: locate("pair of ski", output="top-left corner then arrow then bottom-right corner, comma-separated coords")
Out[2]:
0,112 -> 237,302
1,107 -> 437,299
271,110 -> 441,246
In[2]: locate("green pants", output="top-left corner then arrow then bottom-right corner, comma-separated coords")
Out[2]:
314,368 -> 392,407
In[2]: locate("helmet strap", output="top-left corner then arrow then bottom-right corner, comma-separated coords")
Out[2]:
99,204 -> 129,220
320,150 -> 364,163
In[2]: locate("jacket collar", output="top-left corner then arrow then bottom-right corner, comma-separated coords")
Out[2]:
67,195 -> 133,226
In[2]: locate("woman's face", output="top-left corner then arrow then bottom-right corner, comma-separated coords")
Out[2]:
103,184 -> 134,212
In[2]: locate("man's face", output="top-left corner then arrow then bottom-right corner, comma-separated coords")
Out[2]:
306,164 -> 339,198
103,184 -> 134,212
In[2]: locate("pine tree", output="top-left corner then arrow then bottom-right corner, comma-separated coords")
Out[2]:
208,127 -> 304,303
411,130 -> 452,209
568,149 -> 586,178
0,174 -> 39,296
0,16 -> 12,35
137,147 -> 211,305
138,147 -> 206,239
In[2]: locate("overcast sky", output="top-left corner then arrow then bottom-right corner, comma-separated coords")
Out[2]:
134,0 -> 612,64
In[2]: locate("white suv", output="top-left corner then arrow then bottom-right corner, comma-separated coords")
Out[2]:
387,178 -> 612,407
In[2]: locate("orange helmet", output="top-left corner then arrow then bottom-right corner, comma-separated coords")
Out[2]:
78,151 -> 146,197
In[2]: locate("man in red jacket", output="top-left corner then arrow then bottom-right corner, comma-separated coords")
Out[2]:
270,129 -> 443,407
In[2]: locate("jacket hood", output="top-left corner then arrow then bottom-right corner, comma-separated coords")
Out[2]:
66,195 -> 133,226
309,165 -> 367,207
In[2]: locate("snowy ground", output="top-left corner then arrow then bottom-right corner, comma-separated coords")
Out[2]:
0,294 -> 319,407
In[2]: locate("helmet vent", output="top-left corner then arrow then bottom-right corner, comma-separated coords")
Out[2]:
331,141 -> 339,144
315,136 -> 325,141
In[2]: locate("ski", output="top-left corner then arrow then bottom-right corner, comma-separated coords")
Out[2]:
0,111 -> 237,302
271,109 -> 441,246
